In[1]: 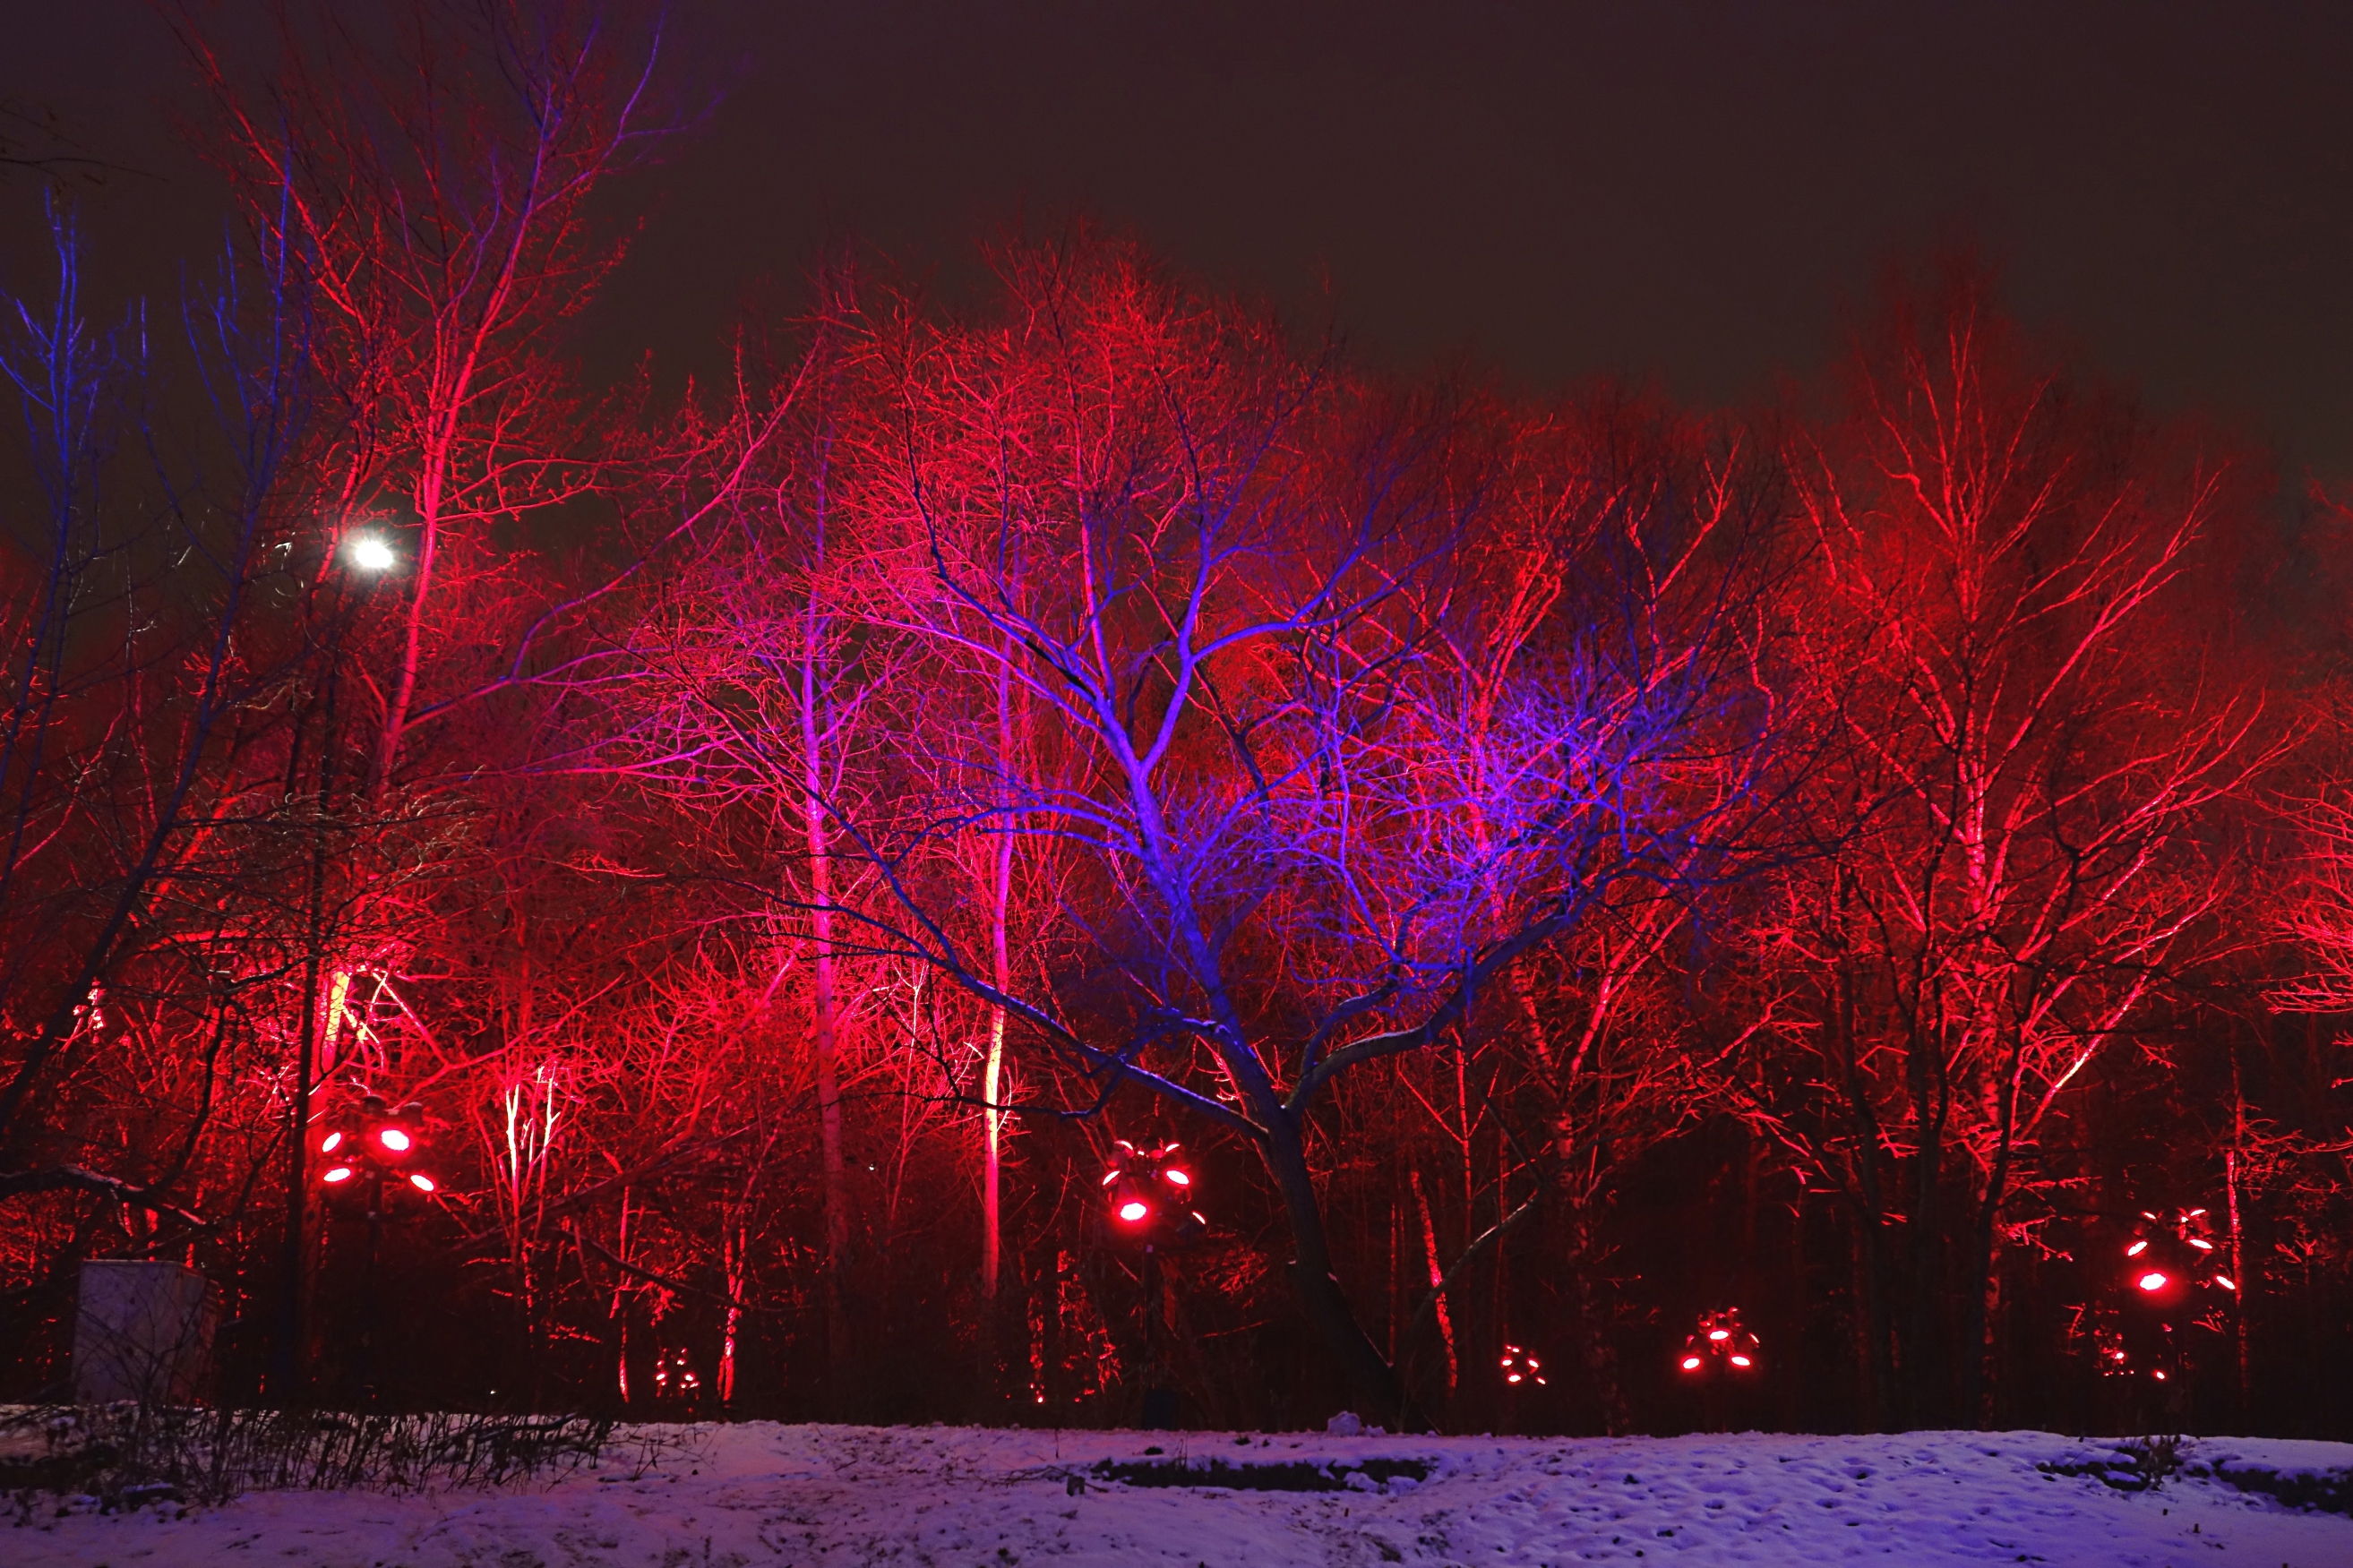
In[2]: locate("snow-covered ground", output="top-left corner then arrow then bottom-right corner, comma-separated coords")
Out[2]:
13,1421 -> 2352,1567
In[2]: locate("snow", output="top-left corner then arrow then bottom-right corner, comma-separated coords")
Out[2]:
12,1422 -> 2352,1566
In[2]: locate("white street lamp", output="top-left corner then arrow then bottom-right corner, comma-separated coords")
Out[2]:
344,532 -> 397,573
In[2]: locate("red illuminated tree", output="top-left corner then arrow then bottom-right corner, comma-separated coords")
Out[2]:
171,0 -> 673,791
777,238 -> 1791,1422
1727,262 -> 2280,1426
0,204 -> 322,1230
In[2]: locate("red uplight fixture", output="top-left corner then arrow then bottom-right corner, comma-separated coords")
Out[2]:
1102,1140 -> 1206,1249
1678,1307 -> 1761,1378
2117,1205 -> 2236,1311
1499,1344 -> 1545,1387
315,1094 -> 439,1198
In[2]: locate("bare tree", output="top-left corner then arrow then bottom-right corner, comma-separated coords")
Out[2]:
793,239 -> 1790,1422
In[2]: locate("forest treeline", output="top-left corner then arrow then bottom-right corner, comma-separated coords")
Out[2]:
4,2 -> 2350,1437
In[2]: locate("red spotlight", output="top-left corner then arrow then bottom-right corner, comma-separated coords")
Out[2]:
2137,1271 -> 2168,1292
408,1172 -> 436,1194
1680,1356 -> 1703,1372
1165,1169 -> 1190,1187
2214,1274 -> 2236,1292
376,1127 -> 412,1153
322,1165 -> 353,1184
1118,1200 -> 1149,1223
1730,1355 -> 1753,1368
1707,1329 -> 1730,1341
2125,1239 -> 2148,1257
321,1131 -> 343,1154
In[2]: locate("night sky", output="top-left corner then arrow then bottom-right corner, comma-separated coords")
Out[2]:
8,2 -> 2349,484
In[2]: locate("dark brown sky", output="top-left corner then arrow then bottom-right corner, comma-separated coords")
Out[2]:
9,2 -> 2350,484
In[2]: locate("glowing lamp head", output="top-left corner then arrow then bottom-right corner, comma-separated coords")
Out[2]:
377,1127 -> 412,1153
322,1165 -> 353,1184
1708,1329 -> 1730,1341
345,532 -> 397,573
1680,1356 -> 1703,1372
2151,1369 -> 2168,1382
2125,1239 -> 2148,1257
320,1130 -> 343,1154
2188,1238 -> 2213,1251
408,1172 -> 436,1193
2137,1271 -> 2169,1292
2215,1274 -> 2236,1291
1118,1200 -> 1149,1223
1164,1168 -> 1190,1187
1730,1354 -> 1753,1368
1507,1373 -> 1523,1384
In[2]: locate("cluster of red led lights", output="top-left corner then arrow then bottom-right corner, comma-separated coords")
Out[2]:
1101,1139 -> 1204,1246
318,1095 -> 436,1195
1678,1307 -> 1761,1377
2123,1207 -> 2234,1298
2091,1206 -> 2236,1383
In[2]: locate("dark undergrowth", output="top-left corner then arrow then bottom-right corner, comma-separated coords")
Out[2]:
0,1404 -> 676,1512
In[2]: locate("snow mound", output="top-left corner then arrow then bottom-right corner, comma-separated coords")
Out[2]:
11,1422 -> 2352,1566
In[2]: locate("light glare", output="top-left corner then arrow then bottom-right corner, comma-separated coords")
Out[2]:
346,533 -> 397,572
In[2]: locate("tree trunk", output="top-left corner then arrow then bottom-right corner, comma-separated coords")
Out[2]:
1263,1114 -> 1404,1426
1410,1168 -> 1456,1399
801,626 -> 850,1403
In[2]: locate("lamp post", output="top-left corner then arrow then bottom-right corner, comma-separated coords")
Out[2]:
1099,1141 -> 1205,1428
274,528 -> 397,1406
317,1094 -> 433,1405
2099,1206 -> 2237,1402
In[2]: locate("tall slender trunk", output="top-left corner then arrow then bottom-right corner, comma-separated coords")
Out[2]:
611,1188 -> 632,1406
374,454 -> 442,792
2227,1042 -> 2250,1413
800,566 -> 850,1399
718,1222 -> 743,1413
1960,1027 -> 2025,1427
1567,1199 -> 1630,1434
983,651 -> 1016,1300
1410,1168 -> 1456,1398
